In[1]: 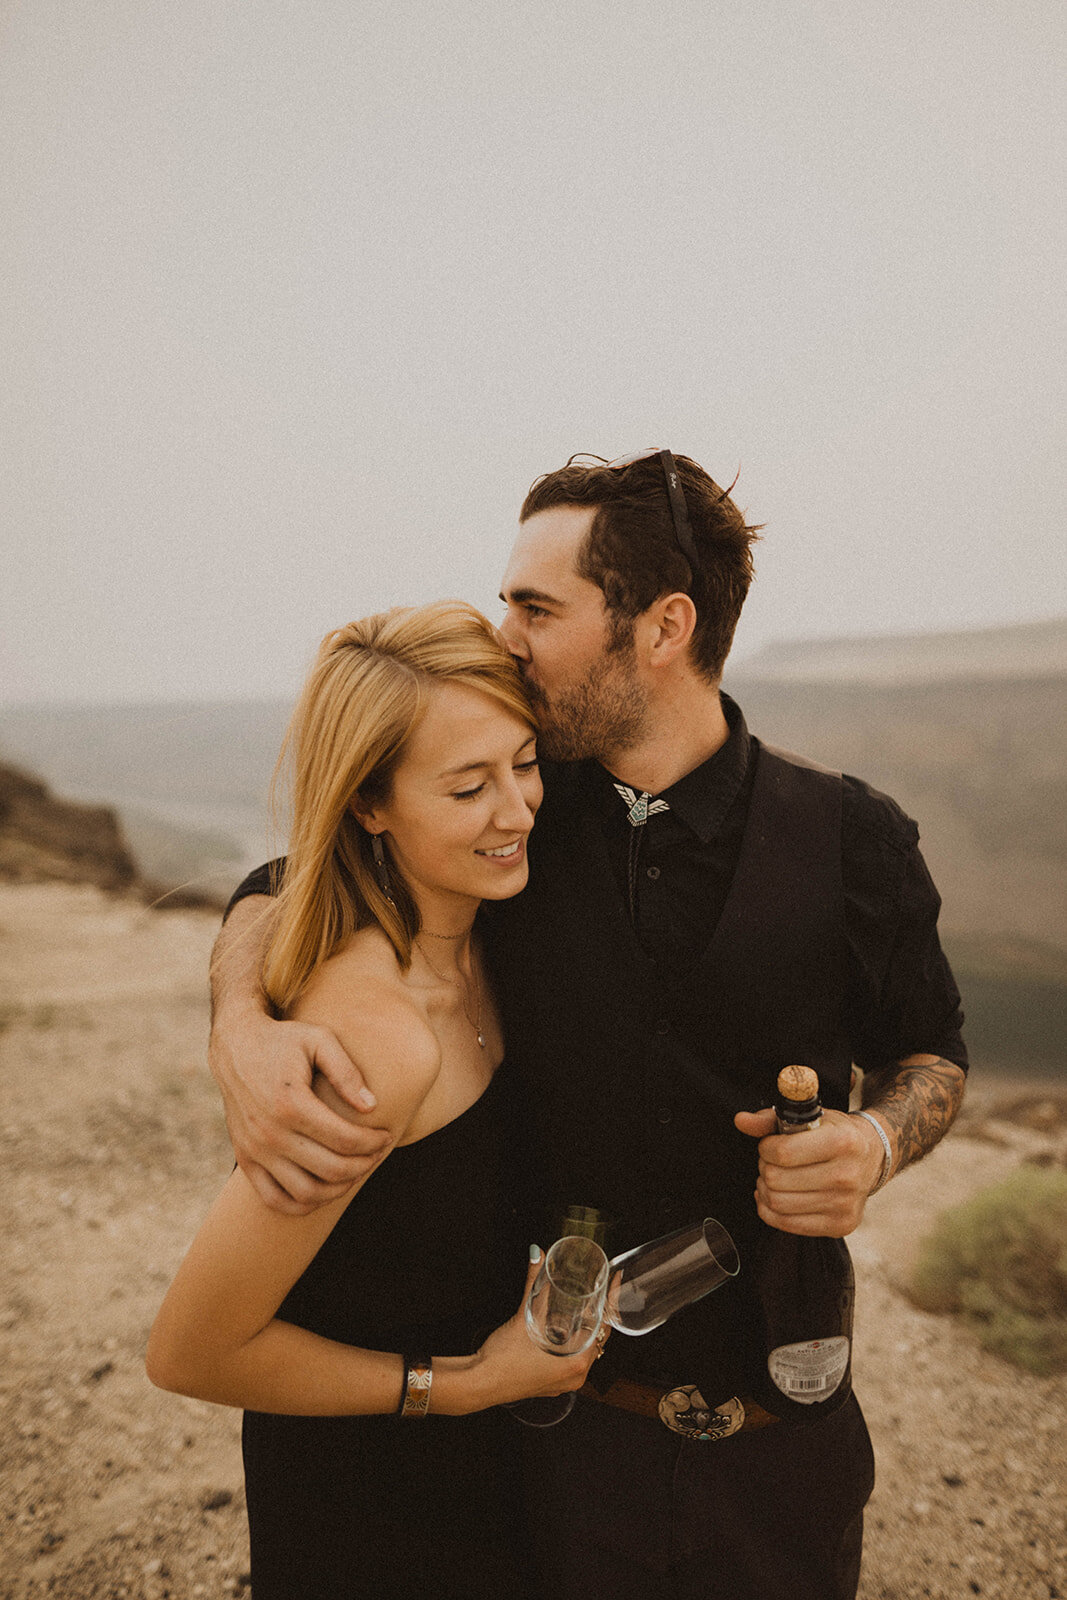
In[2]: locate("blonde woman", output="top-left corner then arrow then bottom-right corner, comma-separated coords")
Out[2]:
147,602 -> 596,1599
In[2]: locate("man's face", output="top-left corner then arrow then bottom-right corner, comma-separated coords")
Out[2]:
499,505 -> 650,764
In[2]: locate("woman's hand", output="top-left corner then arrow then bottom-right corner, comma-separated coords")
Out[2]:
461,1253 -> 608,1412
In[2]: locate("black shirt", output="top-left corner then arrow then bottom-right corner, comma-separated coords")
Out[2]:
583,694 -> 966,1073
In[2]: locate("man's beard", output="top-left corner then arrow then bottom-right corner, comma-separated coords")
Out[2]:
523,644 -> 651,764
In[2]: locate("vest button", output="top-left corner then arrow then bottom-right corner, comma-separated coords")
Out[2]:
654,1019 -> 670,1037
646,865 -> 661,881
656,1106 -> 672,1125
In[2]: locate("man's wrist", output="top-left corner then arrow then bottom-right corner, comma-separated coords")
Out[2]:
852,1110 -> 894,1193
213,986 -> 272,1028
207,990 -> 275,1089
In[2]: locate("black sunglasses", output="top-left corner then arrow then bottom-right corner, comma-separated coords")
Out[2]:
605,448 -> 701,578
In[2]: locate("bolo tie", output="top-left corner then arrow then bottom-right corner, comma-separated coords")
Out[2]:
613,783 -> 669,922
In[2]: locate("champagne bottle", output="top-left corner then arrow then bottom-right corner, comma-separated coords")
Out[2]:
752,1065 -> 855,1420
559,1204 -> 608,1246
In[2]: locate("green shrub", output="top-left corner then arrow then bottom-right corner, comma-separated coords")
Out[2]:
909,1163 -> 1067,1376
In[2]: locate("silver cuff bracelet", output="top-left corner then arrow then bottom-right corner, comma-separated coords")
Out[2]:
854,1110 -> 894,1194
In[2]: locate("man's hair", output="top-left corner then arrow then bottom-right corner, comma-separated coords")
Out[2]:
520,453 -> 761,683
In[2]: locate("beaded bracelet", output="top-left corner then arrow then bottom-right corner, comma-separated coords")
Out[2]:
397,1355 -> 433,1418
854,1110 -> 894,1194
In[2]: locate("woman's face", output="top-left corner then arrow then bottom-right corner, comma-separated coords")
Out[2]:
362,680 -> 541,921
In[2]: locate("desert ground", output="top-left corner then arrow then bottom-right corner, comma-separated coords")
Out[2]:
1,882 -> 1064,1599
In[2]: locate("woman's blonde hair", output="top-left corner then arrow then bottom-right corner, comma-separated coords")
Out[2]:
261,600 -> 535,1013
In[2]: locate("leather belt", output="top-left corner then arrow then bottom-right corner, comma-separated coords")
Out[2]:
581,1377 -> 780,1442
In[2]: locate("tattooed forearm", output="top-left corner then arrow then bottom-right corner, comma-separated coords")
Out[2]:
859,1055 -> 966,1181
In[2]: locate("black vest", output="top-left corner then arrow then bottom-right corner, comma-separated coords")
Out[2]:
484,739 -> 854,1401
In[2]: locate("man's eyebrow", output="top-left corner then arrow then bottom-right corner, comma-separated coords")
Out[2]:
498,585 -> 565,608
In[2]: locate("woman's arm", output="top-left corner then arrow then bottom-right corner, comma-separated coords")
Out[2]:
147,1164 -> 402,1412
152,974 -> 598,1415
146,1169 -> 594,1415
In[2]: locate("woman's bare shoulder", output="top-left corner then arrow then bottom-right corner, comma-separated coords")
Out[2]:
292,928 -> 441,1136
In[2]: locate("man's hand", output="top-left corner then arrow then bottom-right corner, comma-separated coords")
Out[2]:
734,1107 -> 885,1237
208,897 -> 391,1215
209,1009 -> 392,1214
734,1054 -> 966,1238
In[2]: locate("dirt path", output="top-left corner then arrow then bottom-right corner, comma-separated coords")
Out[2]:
1,884 -> 1064,1599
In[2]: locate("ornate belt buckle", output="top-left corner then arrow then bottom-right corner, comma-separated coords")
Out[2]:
657,1385 -> 745,1441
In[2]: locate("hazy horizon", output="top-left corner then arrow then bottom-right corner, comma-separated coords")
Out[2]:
3,1 -> 1064,707
1,610 -> 1064,710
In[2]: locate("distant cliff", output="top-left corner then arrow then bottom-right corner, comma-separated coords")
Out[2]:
0,761 -> 138,893
734,616 -> 1067,686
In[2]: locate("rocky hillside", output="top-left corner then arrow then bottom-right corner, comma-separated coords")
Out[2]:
0,762 -> 138,894
0,762 -> 226,909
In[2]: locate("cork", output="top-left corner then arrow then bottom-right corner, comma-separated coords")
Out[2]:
777,1064 -> 820,1102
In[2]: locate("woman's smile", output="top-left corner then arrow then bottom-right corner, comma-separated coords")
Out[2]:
476,839 -> 525,861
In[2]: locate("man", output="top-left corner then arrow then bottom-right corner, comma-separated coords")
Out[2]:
210,450 -> 967,1599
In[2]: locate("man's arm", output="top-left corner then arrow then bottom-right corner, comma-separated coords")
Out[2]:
735,797 -> 969,1236
858,1053 -> 965,1180
734,1052 -> 966,1238
208,896 -> 391,1215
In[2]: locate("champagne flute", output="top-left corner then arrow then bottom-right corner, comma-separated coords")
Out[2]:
511,1234 -> 609,1427
605,1217 -> 739,1335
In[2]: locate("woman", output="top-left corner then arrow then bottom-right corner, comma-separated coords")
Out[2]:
147,600 -> 597,1598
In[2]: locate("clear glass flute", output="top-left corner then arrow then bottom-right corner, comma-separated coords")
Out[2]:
511,1234 -> 609,1427
605,1217 -> 740,1335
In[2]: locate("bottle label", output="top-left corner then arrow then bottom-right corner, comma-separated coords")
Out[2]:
767,1336 -> 849,1403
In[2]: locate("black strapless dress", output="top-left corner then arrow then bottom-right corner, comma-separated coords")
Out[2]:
242,1064 -> 533,1600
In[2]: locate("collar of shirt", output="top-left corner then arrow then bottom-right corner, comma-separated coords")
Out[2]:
585,692 -> 752,845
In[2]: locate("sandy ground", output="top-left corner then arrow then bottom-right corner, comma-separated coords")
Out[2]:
1,882 -> 1064,1600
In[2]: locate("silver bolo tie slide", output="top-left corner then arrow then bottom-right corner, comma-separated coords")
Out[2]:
613,784 -> 669,921
613,783 -> 670,828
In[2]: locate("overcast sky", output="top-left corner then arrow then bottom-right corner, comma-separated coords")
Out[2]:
1,0 -> 1063,706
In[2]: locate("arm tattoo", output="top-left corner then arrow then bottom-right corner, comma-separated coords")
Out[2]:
860,1058 -> 966,1178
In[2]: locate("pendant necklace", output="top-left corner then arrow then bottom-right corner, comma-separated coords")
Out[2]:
415,936 -> 485,1048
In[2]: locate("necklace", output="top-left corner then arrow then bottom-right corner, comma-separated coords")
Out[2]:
415,938 -> 485,1048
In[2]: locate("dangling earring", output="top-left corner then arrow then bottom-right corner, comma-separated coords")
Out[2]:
371,832 -> 395,905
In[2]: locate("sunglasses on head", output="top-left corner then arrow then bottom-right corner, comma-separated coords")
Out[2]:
604,448 -> 701,577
